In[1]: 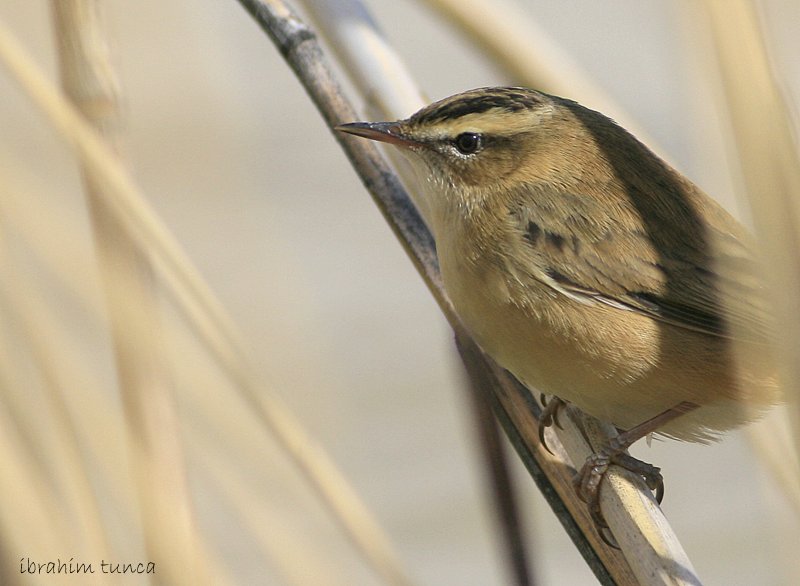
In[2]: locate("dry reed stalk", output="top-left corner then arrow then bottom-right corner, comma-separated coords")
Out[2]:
301,0 -> 424,118
194,427 -> 350,586
0,404 -> 107,585
0,181 -> 147,541
50,3 -> 209,583
238,0 -> 701,583
455,339 -> 536,585
0,11 -> 415,586
0,164 -> 131,583
747,409 -> 800,516
0,245 -> 113,586
299,0 -> 432,223
0,257 -> 115,575
700,0 -> 800,496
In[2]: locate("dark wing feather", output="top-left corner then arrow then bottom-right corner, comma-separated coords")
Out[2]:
507,185 -> 772,344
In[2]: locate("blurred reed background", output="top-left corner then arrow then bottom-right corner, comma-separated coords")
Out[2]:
0,1 -> 799,584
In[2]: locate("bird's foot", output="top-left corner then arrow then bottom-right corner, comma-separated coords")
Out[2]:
573,448 -> 664,548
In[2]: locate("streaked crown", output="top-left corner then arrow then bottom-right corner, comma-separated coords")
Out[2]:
411,87 -> 548,125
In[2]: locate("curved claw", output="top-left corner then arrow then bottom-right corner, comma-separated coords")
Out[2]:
538,420 -> 554,455
599,526 -> 621,550
613,452 -> 664,504
542,394 -> 564,429
537,395 -> 566,454
654,477 -> 665,504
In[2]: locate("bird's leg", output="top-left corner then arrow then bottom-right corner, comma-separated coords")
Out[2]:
574,401 -> 700,543
538,394 -> 566,454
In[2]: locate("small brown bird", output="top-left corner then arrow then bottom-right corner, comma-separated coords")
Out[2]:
337,87 -> 780,500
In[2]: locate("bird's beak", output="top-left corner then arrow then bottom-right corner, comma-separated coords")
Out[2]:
335,121 -> 423,149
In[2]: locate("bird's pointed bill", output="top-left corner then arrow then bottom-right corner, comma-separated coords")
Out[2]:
335,121 -> 422,148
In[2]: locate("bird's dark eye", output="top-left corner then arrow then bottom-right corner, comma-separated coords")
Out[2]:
453,132 -> 483,155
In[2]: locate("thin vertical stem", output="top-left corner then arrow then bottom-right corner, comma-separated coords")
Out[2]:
50,3 -> 208,583
456,332 -> 536,586
702,0 -> 800,448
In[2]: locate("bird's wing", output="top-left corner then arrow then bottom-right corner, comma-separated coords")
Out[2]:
506,188 -> 772,343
